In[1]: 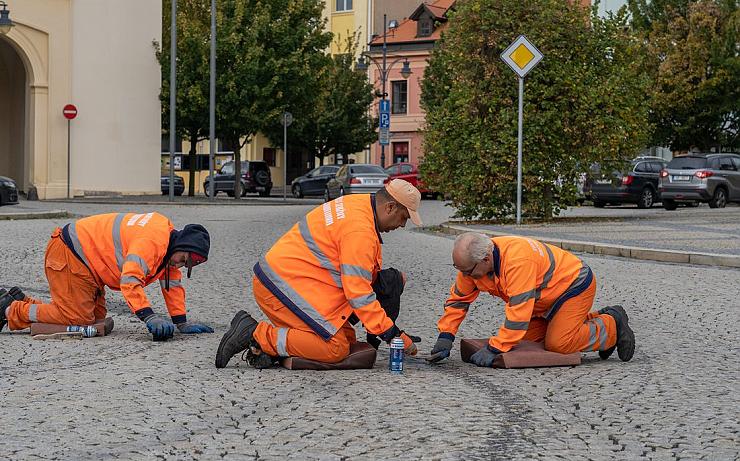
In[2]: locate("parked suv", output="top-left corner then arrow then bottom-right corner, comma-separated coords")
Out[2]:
0,175 -> 19,206
659,153 -> 740,210
203,160 -> 272,197
590,156 -> 667,208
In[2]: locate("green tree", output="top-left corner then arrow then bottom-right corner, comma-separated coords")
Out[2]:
420,0 -> 651,220
158,0 -> 211,196
630,0 -> 739,151
216,0 -> 332,197
261,35 -> 377,171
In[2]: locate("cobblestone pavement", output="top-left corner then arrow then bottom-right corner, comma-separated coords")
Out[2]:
1,201 -> 738,460
466,204 -> 740,255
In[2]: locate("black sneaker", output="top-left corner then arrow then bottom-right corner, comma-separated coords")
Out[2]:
0,288 -> 13,331
600,305 -> 635,362
215,311 -> 259,369
8,287 -> 26,301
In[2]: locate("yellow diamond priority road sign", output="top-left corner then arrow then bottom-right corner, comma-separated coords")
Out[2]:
501,35 -> 543,78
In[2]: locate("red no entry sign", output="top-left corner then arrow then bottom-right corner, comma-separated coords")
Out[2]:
63,104 -> 78,120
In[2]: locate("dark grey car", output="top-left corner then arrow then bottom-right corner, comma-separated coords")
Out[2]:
0,175 -> 19,205
324,164 -> 389,202
658,153 -> 740,210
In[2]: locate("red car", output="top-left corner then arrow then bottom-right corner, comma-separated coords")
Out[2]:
384,162 -> 433,195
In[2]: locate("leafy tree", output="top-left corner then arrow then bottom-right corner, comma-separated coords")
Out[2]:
420,0 -> 652,220
629,0 -> 739,150
215,0 -> 331,197
261,35 -> 377,169
158,0 -> 211,196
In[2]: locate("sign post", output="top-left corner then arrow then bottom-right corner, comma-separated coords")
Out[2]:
282,111 -> 293,201
378,99 -> 390,166
501,35 -> 543,224
63,104 -> 78,199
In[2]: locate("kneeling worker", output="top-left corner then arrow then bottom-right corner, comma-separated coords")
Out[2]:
428,232 -> 635,366
0,212 -> 213,341
215,179 -> 423,368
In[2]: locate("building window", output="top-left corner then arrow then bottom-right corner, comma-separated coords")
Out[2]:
263,147 -> 276,167
418,19 -> 433,37
335,0 -> 352,12
393,142 -> 409,163
391,80 -> 407,114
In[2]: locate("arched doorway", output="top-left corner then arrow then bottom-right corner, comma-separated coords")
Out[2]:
0,37 -> 27,191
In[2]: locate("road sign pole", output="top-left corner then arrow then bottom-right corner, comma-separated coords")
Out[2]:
169,0 -> 177,202
209,0 -> 216,201
67,119 -> 71,199
517,77 -> 524,225
283,114 -> 287,201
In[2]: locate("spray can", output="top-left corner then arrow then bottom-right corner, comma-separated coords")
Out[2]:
389,337 -> 405,374
67,325 -> 98,338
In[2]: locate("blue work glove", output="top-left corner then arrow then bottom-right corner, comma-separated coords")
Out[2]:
176,321 -> 214,334
144,314 -> 175,341
470,344 -> 501,367
426,334 -> 454,363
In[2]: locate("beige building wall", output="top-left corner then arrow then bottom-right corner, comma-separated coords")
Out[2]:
0,0 -> 161,199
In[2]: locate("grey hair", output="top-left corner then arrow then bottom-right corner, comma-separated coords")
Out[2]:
454,232 -> 493,262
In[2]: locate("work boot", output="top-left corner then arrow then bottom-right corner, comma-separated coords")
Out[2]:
8,287 -> 26,302
0,288 -> 13,331
215,310 -> 259,369
599,305 -> 635,362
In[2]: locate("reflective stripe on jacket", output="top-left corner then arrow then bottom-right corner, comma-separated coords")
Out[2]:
62,212 -> 186,320
437,236 -> 587,352
255,194 -> 395,340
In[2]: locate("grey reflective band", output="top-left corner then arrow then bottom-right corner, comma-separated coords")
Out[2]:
68,222 -> 91,268
160,279 -> 182,288
125,254 -> 150,277
340,264 -> 373,281
536,245 -> 556,299
584,321 -> 597,351
120,275 -> 142,285
509,288 -> 537,306
28,304 -> 38,322
259,258 -> 339,337
276,328 -> 289,357
504,319 -> 529,330
298,218 -> 342,288
445,301 -> 470,309
112,213 -> 125,270
594,317 -> 609,350
349,292 -> 377,309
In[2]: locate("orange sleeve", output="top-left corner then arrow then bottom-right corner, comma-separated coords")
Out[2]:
489,258 -> 537,352
158,266 -> 187,323
437,271 -> 480,337
119,239 -> 162,316
339,231 -> 396,340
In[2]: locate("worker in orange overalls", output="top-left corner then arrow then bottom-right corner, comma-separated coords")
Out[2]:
427,232 -> 635,367
0,212 -> 213,341
215,179 -> 423,369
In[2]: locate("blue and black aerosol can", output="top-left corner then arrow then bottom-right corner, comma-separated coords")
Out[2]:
389,337 -> 405,374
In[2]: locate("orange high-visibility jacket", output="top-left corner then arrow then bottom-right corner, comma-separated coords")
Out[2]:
62,212 -> 186,321
437,236 -> 591,352
254,194 -> 397,341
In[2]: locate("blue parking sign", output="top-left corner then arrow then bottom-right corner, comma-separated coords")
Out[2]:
379,99 -> 390,114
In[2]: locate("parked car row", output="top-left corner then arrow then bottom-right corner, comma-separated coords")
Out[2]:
586,153 -> 740,210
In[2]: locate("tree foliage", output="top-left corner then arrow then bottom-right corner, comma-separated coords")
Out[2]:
628,0 -> 739,150
261,35 -> 377,166
420,0 -> 651,220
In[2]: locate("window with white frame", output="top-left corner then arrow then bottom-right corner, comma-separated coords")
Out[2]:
391,80 -> 408,114
336,0 -> 352,12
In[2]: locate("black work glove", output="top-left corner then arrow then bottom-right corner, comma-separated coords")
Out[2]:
427,333 -> 454,363
470,344 -> 501,367
144,314 -> 175,341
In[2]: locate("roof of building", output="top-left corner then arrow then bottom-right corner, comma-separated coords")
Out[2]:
369,0 -> 455,46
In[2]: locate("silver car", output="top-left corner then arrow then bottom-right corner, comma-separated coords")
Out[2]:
324,164 -> 389,201
658,153 -> 740,209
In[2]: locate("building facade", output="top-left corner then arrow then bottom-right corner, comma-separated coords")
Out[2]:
0,0 -> 162,198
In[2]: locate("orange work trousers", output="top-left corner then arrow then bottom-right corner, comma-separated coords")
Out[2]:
6,229 -> 106,330
252,276 -> 356,363
521,278 -> 617,354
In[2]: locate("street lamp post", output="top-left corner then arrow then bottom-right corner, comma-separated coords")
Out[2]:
0,1 -> 13,36
168,0 -> 177,202
356,14 -> 412,169
208,0 -> 216,201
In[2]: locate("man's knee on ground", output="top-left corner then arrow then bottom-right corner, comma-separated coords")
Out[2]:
544,336 -> 580,355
